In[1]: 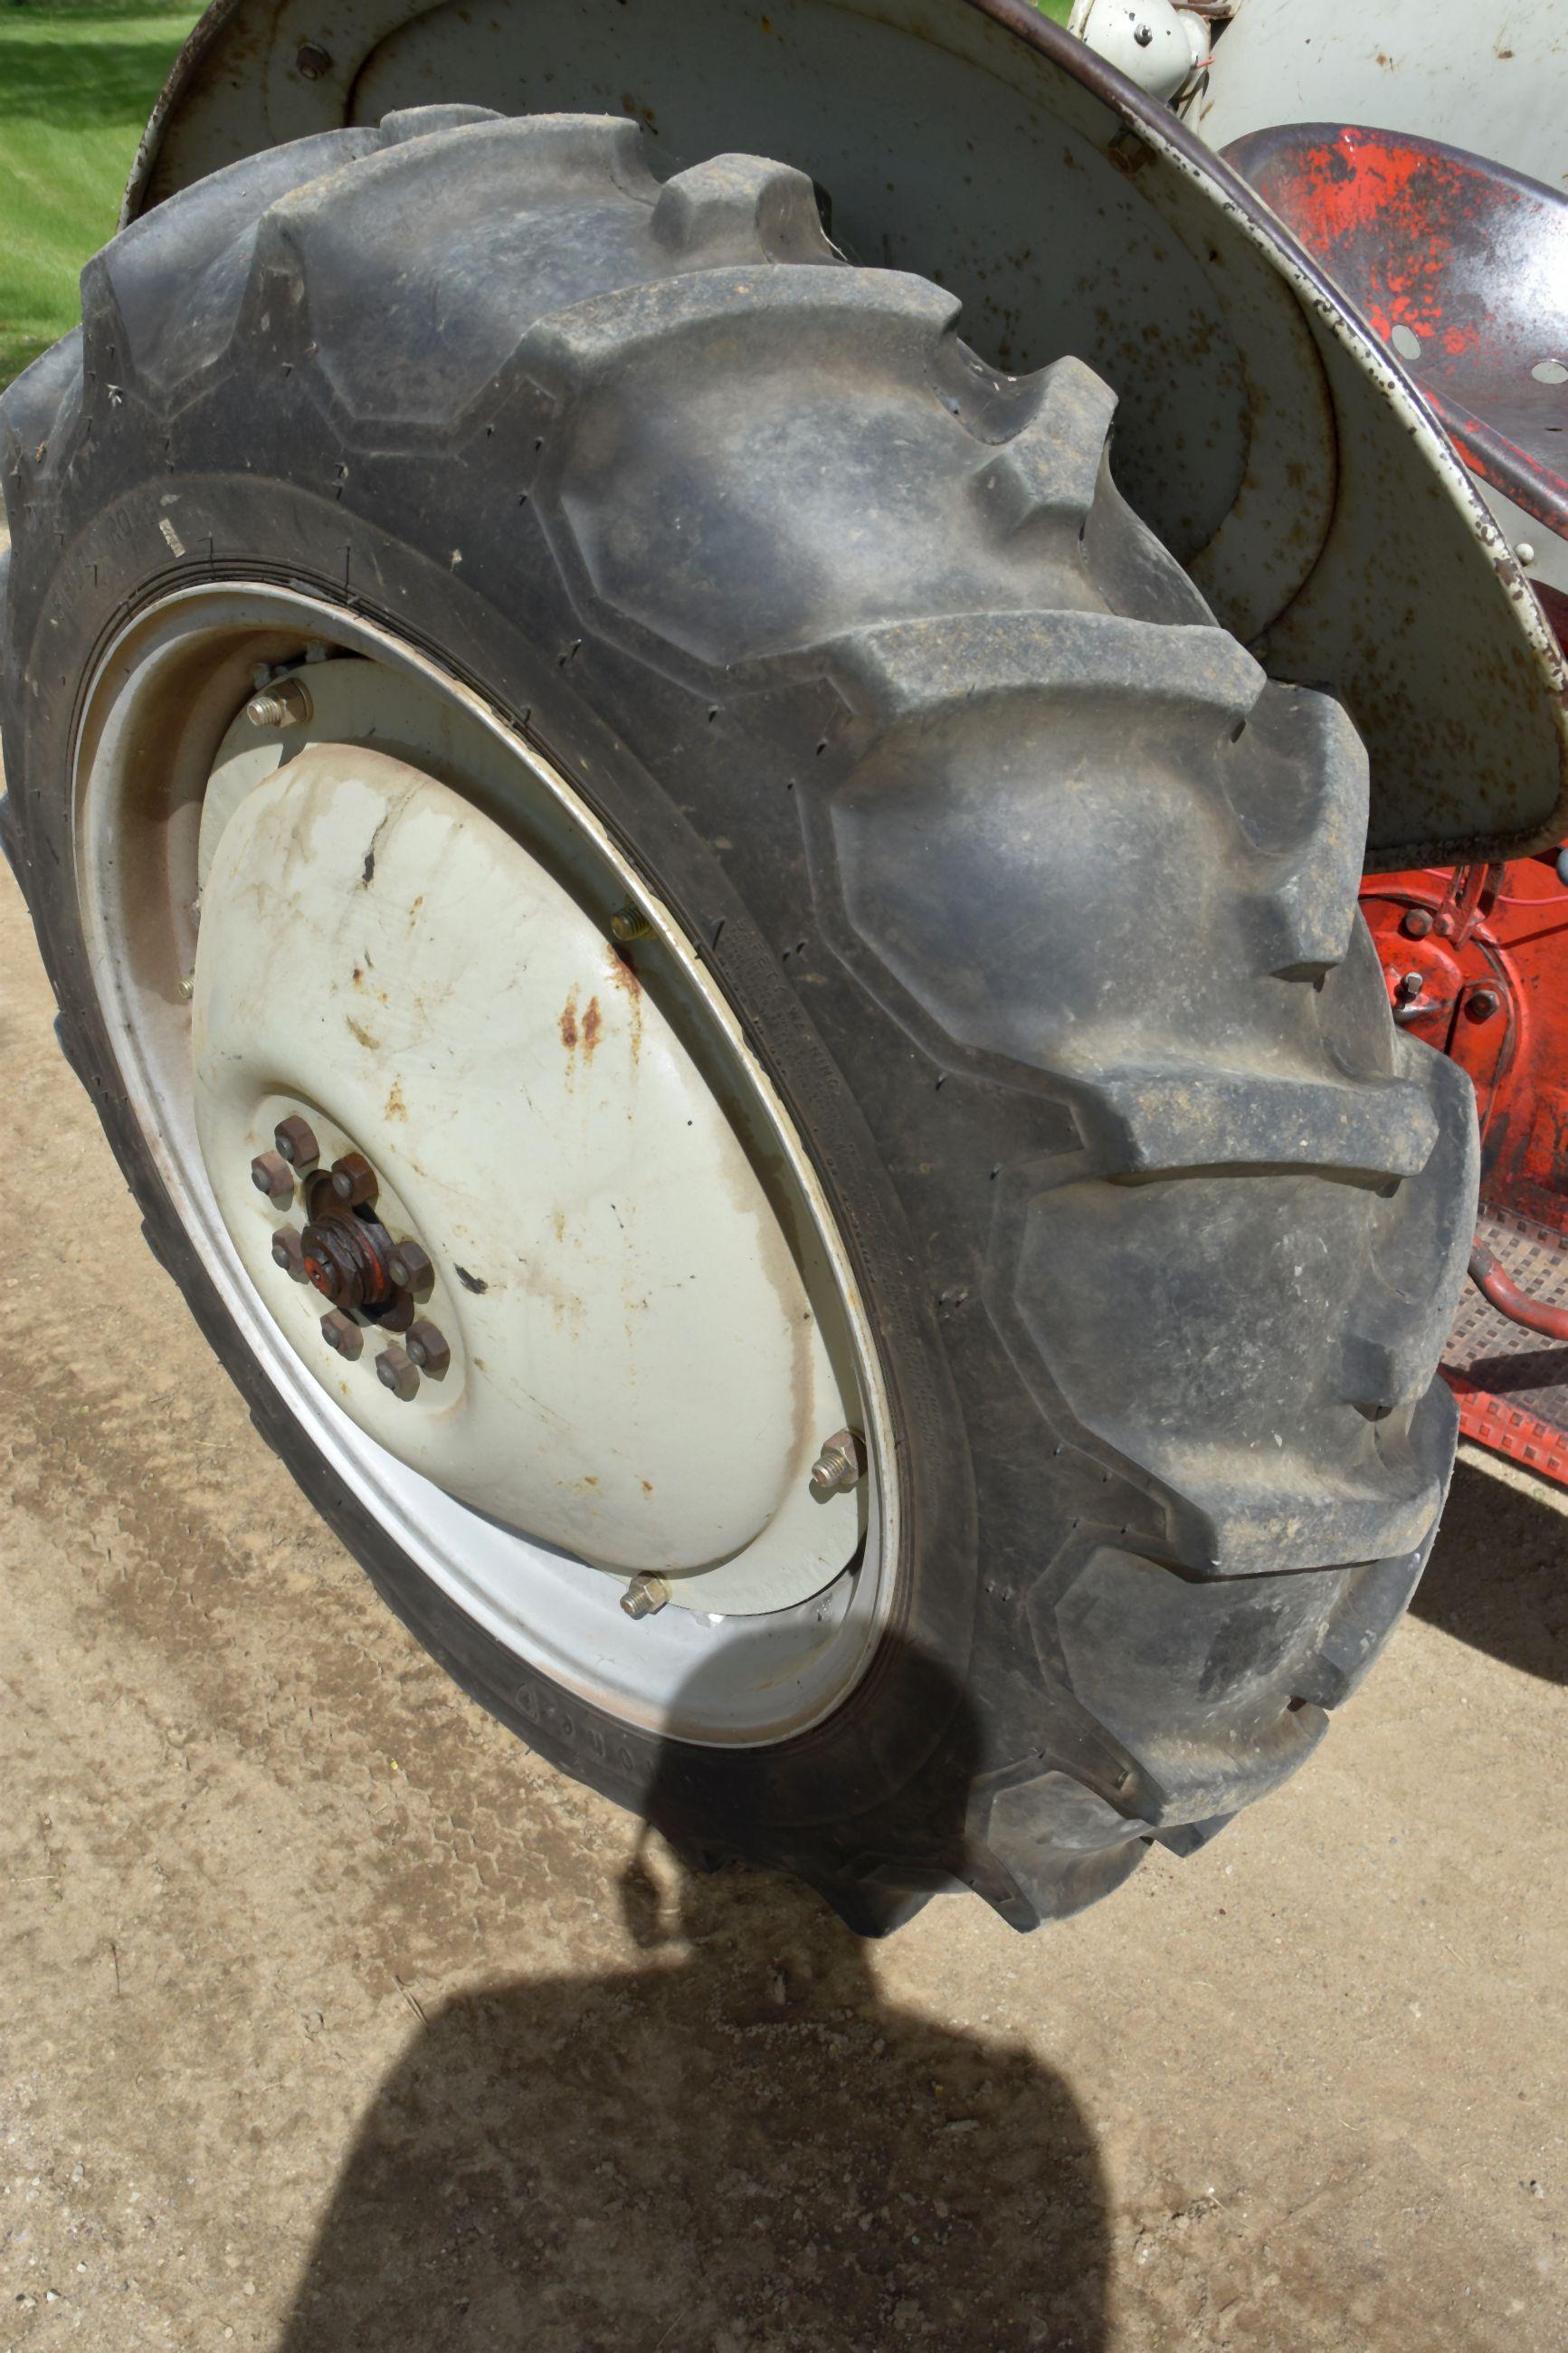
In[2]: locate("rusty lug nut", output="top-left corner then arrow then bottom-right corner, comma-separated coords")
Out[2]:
405,1319 -> 451,1377
273,1113 -> 319,1168
244,677 -> 312,730
1466,987 -> 1503,1023
320,1310 -> 362,1360
251,1149 -> 293,1203
621,1573 -> 670,1620
1401,908 -> 1434,939
387,1239 -> 433,1295
809,1429 -> 866,1501
375,1344 -> 420,1401
294,38 -> 332,78
609,905 -> 652,943
328,1150 -> 377,1207
271,1227 -> 307,1279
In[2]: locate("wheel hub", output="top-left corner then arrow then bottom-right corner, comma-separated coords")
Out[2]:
188,672 -> 869,1615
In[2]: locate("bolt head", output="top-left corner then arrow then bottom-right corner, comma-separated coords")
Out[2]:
405,1319 -> 451,1377
251,1150 -> 293,1203
273,1114 -> 319,1168
621,1573 -> 670,1620
320,1310 -> 362,1359
1465,987 -> 1502,1024
295,38 -> 332,78
271,1227 -> 307,1279
809,1429 -> 865,1501
387,1239 -> 433,1295
244,676 -> 312,729
375,1344 -> 419,1401
328,1150 -> 377,1208
1401,908 -> 1434,939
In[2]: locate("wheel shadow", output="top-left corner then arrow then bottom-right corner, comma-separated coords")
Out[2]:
278,1635 -> 1108,2350
1409,1451 -> 1568,1684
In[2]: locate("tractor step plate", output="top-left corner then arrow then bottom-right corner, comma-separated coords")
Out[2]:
1444,1205 -> 1568,1484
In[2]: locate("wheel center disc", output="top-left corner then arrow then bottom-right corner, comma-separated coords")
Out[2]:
191,704 -> 866,1615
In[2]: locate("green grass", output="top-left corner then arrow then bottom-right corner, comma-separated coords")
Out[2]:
0,0 -> 200,386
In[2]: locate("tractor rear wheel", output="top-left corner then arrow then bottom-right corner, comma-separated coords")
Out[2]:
0,108 -> 1477,1930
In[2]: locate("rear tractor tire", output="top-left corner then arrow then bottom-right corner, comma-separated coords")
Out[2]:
0,107 -> 1477,1931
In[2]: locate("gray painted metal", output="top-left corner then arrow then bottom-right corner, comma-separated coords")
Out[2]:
1193,0 -> 1568,197
119,0 -> 1568,864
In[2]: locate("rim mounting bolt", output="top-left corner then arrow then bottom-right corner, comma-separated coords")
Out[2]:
1396,970 -> 1424,1002
621,1573 -> 670,1620
609,905 -> 652,944
271,1228 -> 307,1279
274,1114 -> 319,1168
320,1310 -> 362,1360
1466,986 -> 1502,1023
244,677 -> 312,730
405,1319 -> 451,1377
809,1429 -> 866,1502
375,1345 -> 419,1401
1401,908 -> 1434,939
387,1240 -> 433,1295
328,1150 -> 377,1208
251,1150 -> 293,1203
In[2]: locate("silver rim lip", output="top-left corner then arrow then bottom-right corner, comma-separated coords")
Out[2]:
71,582 -> 899,1748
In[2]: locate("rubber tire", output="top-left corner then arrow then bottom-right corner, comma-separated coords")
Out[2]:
0,108 -> 1478,1933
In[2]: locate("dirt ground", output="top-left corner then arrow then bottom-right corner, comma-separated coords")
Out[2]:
2,841 -> 1566,2353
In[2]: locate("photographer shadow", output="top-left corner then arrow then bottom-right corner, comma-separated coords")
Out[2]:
280,1630 -> 1107,2350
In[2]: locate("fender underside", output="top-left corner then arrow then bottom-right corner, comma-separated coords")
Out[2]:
120,0 -> 1568,867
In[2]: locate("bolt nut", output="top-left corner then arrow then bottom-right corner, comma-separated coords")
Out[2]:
387,1239 -> 433,1295
273,1114 -> 319,1168
250,1150 -> 293,1203
1465,986 -> 1502,1024
243,677 -> 312,730
295,39 -> 332,79
328,1150 -> 377,1208
621,1573 -> 670,1620
271,1227 -> 307,1279
609,905 -> 652,944
809,1429 -> 866,1501
405,1319 -> 451,1377
1401,908 -> 1434,939
375,1344 -> 419,1401
320,1310 -> 362,1360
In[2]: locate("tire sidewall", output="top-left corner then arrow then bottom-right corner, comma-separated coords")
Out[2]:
6,456 -> 982,1857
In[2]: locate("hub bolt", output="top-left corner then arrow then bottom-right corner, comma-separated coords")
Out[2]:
809,1429 -> 866,1501
271,1228 -> 307,1279
328,1150 -> 377,1208
1396,970 -> 1423,1002
273,1114 -> 319,1168
621,1573 -> 670,1620
405,1319 -> 451,1377
387,1240 -> 433,1295
375,1344 -> 419,1401
1465,986 -> 1502,1023
244,677 -> 312,730
320,1310 -> 363,1359
1401,908 -> 1434,939
251,1149 -> 293,1203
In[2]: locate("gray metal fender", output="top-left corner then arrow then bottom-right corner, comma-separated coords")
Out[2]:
122,0 -> 1568,864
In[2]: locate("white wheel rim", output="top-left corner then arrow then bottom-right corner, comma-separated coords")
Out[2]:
72,586 -> 899,1746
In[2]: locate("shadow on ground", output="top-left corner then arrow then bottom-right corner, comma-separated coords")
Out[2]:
1411,1453 -> 1568,1683
279,1635 -> 1107,2351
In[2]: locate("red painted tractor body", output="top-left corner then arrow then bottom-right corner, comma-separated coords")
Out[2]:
1231,121 -> 1568,1481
